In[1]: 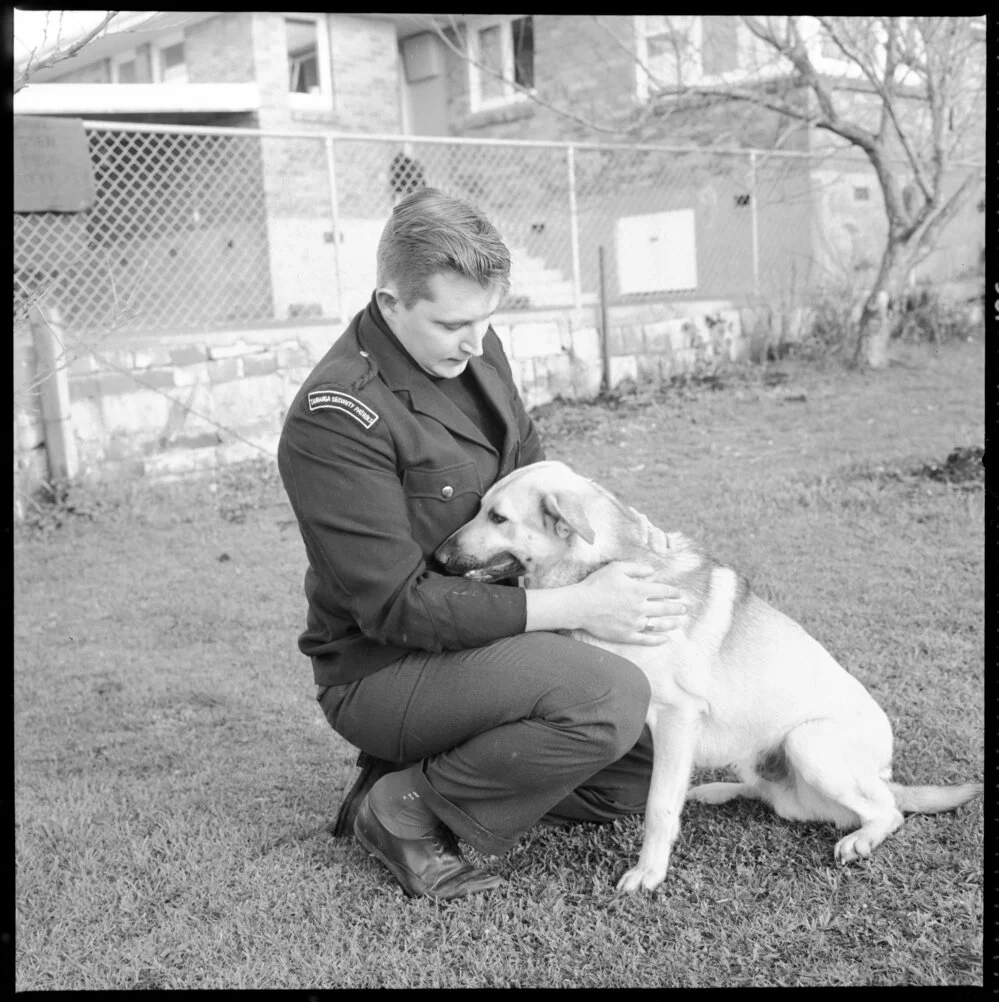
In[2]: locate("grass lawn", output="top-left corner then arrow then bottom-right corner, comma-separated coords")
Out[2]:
14,339 -> 985,988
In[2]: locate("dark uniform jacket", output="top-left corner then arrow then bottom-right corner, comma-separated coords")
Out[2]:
278,295 -> 545,687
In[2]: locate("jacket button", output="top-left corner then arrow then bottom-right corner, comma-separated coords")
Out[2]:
441,485 -> 454,499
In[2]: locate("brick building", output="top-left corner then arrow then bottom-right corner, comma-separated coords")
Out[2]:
15,13 -> 984,316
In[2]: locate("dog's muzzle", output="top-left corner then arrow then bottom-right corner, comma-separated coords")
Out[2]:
459,555 -> 525,582
435,543 -> 524,582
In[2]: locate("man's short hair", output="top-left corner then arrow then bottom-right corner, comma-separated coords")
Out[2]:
376,188 -> 511,307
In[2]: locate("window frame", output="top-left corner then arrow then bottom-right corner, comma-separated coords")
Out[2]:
466,15 -> 535,113
635,15 -> 701,101
152,31 -> 187,83
284,12 -> 333,110
109,34 -> 186,84
634,15 -> 747,101
701,15 -> 740,77
110,49 -> 143,84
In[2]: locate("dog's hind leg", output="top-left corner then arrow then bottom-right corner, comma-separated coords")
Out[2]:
688,743 -> 792,806
781,720 -> 903,864
617,705 -> 699,894
686,781 -> 761,805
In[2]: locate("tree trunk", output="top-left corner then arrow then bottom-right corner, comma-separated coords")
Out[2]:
854,237 -> 912,369
857,295 -> 891,368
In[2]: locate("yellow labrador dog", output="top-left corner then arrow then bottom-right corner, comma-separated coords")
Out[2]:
435,461 -> 982,893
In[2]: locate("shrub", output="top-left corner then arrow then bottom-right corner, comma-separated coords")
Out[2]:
891,288 -> 982,345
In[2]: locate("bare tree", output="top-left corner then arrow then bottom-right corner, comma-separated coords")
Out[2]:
14,10 -> 121,94
423,15 -> 985,368
670,16 -> 986,367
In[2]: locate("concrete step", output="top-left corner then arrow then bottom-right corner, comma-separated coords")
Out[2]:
507,243 -> 597,308
506,284 -> 598,308
509,251 -> 551,274
512,266 -> 568,285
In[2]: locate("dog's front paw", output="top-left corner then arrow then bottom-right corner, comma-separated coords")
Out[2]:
833,829 -> 874,864
616,862 -> 668,894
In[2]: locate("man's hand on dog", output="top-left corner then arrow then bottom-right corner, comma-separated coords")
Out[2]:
574,562 -> 685,645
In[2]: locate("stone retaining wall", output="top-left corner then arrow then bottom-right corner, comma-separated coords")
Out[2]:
14,301 -> 751,491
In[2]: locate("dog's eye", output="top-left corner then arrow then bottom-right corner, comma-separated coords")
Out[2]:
488,510 -> 507,525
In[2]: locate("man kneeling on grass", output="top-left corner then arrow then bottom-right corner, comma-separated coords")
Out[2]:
277,188 -> 685,899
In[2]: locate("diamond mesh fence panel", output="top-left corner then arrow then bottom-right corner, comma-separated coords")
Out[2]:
14,126 -> 276,335
330,136 -> 583,318
12,123 -> 985,338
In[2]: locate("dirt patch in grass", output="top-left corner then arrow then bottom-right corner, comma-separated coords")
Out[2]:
913,445 -> 984,485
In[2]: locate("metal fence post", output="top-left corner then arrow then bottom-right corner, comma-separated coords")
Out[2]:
567,145 -> 582,311
28,300 -> 78,482
324,135 -> 345,323
597,245 -> 610,392
749,150 -> 760,299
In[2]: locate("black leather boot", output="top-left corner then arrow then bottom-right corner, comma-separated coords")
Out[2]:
331,750 -> 406,838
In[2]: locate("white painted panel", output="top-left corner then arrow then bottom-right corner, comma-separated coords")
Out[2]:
615,209 -> 697,294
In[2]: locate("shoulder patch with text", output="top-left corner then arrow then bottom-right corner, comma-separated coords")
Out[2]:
307,390 -> 379,430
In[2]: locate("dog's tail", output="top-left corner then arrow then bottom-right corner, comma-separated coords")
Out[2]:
889,781 -> 983,815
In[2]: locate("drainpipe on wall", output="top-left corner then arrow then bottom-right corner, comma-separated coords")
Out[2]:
28,300 -> 78,483
749,151 -> 760,299
567,145 -> 582,312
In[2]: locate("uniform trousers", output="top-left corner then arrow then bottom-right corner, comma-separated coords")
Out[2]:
317,632 -> 654,855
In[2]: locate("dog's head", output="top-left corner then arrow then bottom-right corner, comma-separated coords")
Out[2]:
435,461 -> 613,586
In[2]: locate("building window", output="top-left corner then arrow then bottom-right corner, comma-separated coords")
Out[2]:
702,16 -> 739,76
636,15 -> 697,98
115,57 -> 137,84
636,16 -> 743,99
511,16 -> 535,90
468,15 -> 534,111
154,33 -> 186,83
285,14 -> 332,107
111,48 -> 152,84
157,42 -> 186,83
287,19 -> 319,93
111,39 -> 184,84
820,33 -> 848,62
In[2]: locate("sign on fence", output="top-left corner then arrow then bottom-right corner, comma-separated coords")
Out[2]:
14,116 -> 95,213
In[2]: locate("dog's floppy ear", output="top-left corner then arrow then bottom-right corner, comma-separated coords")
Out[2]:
541,491 -> 596,544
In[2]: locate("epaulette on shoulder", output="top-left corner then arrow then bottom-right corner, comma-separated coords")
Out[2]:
326,334 -> 379,392
302,342 -> 380,430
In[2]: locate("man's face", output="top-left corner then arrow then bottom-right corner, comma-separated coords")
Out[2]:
377,271 -> 503,379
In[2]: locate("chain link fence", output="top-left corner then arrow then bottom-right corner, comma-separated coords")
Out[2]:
13,121 -> 985,338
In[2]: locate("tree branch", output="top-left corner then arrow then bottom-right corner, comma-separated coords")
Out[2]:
672,82 -> 822,129
813,17 -> 883,92
878,17 -> 899,140
816,16 -> 934,204
906,165 -> 983,254
14,11 -> 121,94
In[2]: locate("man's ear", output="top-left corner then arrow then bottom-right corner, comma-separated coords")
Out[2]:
375,287 -> 400,319
541,492 -> 596,544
